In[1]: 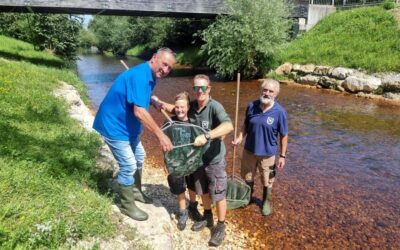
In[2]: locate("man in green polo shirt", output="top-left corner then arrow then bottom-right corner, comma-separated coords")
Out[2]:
190,74 -> 233,247
154,74 -> 233,247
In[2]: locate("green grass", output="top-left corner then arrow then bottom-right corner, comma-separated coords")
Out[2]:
281,6 -> 400,73
175,46 -> 206,67
0,36 -> 117,248
126,45 -> 147,57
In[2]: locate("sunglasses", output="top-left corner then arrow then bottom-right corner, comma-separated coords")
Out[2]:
193,85 -> 209,92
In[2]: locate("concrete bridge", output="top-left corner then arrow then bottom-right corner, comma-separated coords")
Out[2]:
0,0 -> 309,18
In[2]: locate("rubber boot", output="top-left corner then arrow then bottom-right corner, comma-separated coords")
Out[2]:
245,181 -> 254,203
209,221 -> 226,247
133,169 -> 153,204
191,210 -> 214,232
262,186 -> 272,216
177,208 -> 189,231
119,184 -> 148,221
188,201 -> 203,222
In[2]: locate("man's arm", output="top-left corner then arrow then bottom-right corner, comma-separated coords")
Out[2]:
133,105 -> 173,152
151,95 -> 175,113
232,121 -> 247,146
194,121 -> 233,146
277,134 -> 288,169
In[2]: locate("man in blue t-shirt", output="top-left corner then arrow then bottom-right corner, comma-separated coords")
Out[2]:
93,48 -> 176,221
232,79 -> 288,216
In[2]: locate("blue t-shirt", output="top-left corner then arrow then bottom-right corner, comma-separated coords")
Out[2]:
93,62 -> 155,141
244,100 -> 288,156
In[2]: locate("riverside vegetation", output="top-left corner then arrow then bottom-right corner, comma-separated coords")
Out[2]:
0,35 -> 118,249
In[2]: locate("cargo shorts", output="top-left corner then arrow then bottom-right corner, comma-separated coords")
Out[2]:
241,149 -> 276,188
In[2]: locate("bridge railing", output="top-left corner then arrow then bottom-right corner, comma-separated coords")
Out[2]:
309,0 -> 385,7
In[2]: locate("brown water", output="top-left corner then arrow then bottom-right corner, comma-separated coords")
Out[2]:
77,55 -> 400,249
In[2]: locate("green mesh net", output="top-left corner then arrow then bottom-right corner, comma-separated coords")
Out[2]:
161,121 -> 208,177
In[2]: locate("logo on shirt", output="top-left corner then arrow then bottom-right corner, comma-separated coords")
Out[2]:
266,117 -> 274,125
201,121 -> 209,129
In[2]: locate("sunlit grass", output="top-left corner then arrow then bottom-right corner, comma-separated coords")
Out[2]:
281,6 -> 400,73
0,36 -> 117,248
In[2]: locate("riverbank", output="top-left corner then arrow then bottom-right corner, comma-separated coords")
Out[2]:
57,81 -> 248,249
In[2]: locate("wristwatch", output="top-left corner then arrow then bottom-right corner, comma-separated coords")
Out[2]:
204,132 -> 211,141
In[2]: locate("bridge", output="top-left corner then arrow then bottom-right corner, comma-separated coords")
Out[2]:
0,0 -> 309,18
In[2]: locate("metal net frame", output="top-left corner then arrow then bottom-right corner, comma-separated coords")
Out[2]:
161,121 -> 208,177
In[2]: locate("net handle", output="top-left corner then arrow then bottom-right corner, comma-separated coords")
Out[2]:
120,60 -> 172,123
232,73 -> 240,178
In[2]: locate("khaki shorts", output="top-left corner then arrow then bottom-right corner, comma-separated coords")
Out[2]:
240,149 -> 276,188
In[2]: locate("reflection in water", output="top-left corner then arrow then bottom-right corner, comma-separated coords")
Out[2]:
77,55 -> 400,249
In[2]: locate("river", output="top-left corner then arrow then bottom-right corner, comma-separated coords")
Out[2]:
76,54 -> 400,249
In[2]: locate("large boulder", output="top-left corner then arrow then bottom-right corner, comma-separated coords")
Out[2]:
314,65 -> 333,76
383,92 -> 400,101
381,73 -> 400,93
342,74 -> 382,93
318,76 -> 339,89
275,63 -> 292,75
296,64 -> 316,75
298,74 -> 320,86
331,67 -> 355,80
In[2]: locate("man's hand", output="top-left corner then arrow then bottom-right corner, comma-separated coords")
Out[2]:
151,95 -> 162,111
158,133 -> 173,152
193,134 -> 208,147
231,134 -> 243,146
277,157 -> 285,170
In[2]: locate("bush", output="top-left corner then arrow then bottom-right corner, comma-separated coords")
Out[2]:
382,0 -> 395,10
200,0 -> 293,79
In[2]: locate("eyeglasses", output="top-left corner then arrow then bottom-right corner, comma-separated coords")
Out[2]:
193,86 -> 208,92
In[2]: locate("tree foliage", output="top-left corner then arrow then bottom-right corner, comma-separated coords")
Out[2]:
200,0 -> 293,78
0,13 -> 82,63
88,16 -> 211,56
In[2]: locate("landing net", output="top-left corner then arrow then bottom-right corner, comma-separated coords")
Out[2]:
161,121 -> 208,177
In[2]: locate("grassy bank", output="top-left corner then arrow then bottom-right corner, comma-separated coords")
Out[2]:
0,35 -> 116,248
281,6 -> 400,73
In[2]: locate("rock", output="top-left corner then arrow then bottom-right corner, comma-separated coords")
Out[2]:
296,64 -> 316,75
275,63 -> 292,75
381,73 -> 400,93
331,67 -> 355,80
292,64 -> 301,72
383,92 -> 400,100
318,76 -> 338,89
314,66 -> 333,76
342,74 -> 382,93
298,74 -> 320,86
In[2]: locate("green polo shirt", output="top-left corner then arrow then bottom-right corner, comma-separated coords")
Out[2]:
188,97 -> 231,165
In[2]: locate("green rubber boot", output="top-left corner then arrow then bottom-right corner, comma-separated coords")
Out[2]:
262,186 -> 272,216
245,181 -> 254,203
119,184 -> 148,221
133,169 -> 153,204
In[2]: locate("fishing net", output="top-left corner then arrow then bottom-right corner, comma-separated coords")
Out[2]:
161,121 -> 208,177
226,174 -> 251,209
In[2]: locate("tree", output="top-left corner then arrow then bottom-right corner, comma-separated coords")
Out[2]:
200,0 -> 293,78
0,13 -> 82,63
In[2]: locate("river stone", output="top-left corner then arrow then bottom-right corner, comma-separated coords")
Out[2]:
292,63 -> 301,72
275,63 -> 292,75
383,92 -> 400,100
314,65 -> 333,76
331,67 -> 355,80
342,74 -> 382,93
318,76 -> 337,89
297,64 -> 316,75
298,74 -> 320,86
381,73 -> 400,93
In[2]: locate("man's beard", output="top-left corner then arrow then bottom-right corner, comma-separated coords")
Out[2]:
259,95 -> 274,105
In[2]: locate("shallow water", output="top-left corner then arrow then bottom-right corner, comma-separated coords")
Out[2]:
77,55 -> 400,249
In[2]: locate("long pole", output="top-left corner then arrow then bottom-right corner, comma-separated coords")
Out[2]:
232,73 -> 240,178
